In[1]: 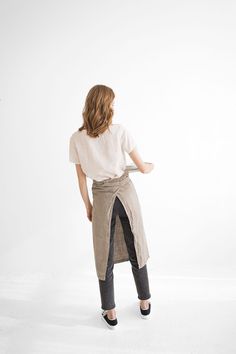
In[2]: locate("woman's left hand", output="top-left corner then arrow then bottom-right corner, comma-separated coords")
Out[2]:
86,205 -> 93,222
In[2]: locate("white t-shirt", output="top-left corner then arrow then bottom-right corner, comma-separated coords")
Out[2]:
69,123 -> 136,181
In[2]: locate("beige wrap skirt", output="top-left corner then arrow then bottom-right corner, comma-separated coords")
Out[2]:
91,170 -> 150,281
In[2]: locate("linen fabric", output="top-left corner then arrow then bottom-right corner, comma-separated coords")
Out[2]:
69,123 -> 136,181
91,170 -> 150,281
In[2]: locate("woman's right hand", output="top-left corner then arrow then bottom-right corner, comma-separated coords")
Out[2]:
143,162 -> 154,173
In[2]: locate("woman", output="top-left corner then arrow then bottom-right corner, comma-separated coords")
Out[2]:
69,84 -> 154,329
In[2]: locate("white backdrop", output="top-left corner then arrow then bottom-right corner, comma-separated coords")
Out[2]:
0,0 -> 235,279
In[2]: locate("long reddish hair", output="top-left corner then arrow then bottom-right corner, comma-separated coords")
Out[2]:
78,84 -> 115,138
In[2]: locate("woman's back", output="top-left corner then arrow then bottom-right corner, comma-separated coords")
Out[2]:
69,123 -> 136,181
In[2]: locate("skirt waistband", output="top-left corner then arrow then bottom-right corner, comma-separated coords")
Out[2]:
92,170 -> 129,186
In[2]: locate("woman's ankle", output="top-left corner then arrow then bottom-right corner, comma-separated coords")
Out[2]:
106,308 -> 116,319
140,299 -> 150,310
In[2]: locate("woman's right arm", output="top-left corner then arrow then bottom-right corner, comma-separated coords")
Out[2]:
129,148 -> 154,173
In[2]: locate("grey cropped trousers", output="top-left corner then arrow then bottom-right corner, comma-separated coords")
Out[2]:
98,196 -> 151,310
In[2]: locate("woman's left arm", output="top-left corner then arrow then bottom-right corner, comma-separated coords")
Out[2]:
75,164 -> 93,222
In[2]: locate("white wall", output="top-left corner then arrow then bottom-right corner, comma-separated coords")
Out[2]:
0,0 -> 235,278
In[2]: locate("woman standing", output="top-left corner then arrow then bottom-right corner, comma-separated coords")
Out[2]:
69,84 -> 154,329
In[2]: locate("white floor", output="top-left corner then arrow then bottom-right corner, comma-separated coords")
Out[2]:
0,271 -> 235,354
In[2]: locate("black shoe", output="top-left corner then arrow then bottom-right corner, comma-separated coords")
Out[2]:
139,301 -> 151,319
101,310 -> 118,329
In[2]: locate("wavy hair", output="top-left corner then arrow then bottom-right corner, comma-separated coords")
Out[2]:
78,84 -> 115,138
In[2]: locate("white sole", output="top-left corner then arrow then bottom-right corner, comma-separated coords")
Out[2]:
140,313 -> 151,319
139,301 -> 151,319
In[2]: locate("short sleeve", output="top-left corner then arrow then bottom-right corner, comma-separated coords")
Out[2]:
69,135 -> 80,164
121,125 -> 136,153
